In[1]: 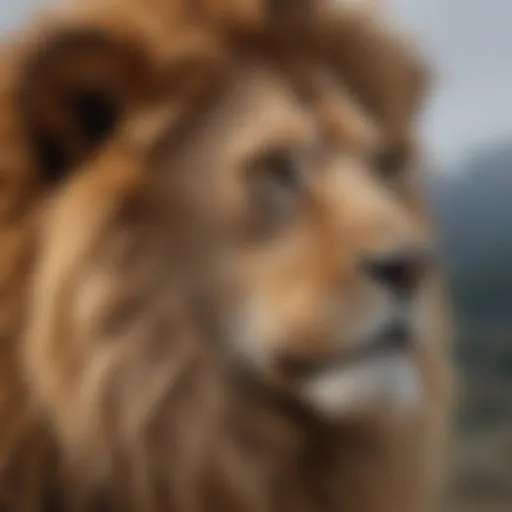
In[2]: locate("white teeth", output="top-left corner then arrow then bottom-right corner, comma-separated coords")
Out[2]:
301,353 -> 422,418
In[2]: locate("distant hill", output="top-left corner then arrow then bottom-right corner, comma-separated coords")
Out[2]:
426,141 -> 512,325
427,143 -> 512,511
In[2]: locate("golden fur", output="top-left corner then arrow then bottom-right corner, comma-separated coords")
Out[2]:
0,1 -> 452,510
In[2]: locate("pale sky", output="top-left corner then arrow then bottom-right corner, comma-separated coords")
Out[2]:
390,0 -> 512,168
1,0 -> 510,170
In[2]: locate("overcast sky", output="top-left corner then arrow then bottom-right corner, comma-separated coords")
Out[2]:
390,0 -> 512,169
0,0 -> 510,170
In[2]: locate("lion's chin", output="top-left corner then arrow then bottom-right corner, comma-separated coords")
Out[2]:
300,352 -> 422,421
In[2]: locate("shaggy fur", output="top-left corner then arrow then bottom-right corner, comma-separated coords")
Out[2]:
0,1 -> 452,511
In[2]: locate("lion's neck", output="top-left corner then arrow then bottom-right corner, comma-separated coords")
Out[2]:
0,347 -> 429,512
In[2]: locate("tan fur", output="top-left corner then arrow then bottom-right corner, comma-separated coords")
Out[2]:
0,1 -> 452,511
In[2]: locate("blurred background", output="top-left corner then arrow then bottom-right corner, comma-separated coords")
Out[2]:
389,2 -> 512,511
1,0 -> 511,510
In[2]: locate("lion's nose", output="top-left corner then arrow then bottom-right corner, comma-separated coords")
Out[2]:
360,247 -> 432,296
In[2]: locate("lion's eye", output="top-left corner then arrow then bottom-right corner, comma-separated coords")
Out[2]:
246,148 -> 308,235
248,149 -> 307,205
260,150 -> 305,191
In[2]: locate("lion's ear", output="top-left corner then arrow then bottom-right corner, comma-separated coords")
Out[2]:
322,12 -> 430,140
19,26 -> 158,183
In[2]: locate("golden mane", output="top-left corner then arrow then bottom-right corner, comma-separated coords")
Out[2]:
0,1 -> 452,510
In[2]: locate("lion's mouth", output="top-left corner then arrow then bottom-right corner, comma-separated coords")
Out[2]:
291,312 -> 422,418
346,320 -> 413,362
278,318 -> 415,380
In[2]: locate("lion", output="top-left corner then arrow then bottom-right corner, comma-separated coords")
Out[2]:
0,0 -> 452,510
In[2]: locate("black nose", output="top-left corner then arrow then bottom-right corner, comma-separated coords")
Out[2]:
361,248 -> 431,295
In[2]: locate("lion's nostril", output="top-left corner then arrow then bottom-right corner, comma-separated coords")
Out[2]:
361,248 -> 431,295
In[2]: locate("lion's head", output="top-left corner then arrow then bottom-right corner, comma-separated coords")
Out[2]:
0,1 -> 451,510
